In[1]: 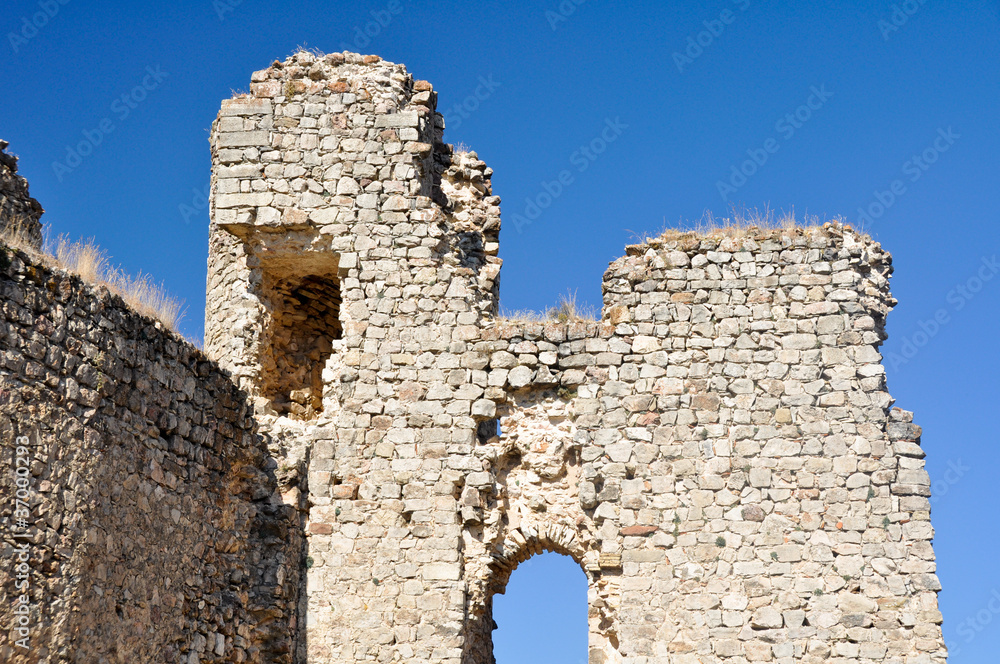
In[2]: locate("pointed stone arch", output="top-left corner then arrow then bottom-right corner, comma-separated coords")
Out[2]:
461,388 -> 623,664
462,519 -> 622,664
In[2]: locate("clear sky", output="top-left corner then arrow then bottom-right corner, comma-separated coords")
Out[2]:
3,0 -> 999,660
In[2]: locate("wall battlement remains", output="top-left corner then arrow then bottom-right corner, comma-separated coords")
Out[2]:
0,140 -> 44,248
0,51 -> 947,664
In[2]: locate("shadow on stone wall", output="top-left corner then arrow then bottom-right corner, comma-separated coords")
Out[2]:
0,244 -> 304,663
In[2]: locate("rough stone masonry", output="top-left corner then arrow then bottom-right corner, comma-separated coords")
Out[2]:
0,140 -> 44,248
0,51 -> 947,664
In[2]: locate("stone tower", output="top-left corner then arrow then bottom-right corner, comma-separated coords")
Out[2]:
205,50 -> 506,663
204,51 -> 948,664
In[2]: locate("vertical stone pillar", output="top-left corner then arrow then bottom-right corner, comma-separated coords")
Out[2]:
206,51 -> 501,663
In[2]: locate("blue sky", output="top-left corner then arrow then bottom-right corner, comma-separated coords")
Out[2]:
2,0 -> 998,660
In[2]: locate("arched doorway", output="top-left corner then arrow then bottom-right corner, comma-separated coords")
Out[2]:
461,390 -> 625,664
493,551 -> 588,664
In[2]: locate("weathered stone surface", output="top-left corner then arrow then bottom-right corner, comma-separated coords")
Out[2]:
0,140 -> 43,247
0,251 -> 297,663
0,50 -> 948,664
216,129 -> 270,147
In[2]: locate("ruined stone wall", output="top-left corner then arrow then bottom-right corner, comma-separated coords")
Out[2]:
204,52 -> 502,663
202,53 -> 947,664
0,50 -> 947,664
0,141 -> 44,248
458,225 -> 946,664
0,246 -> 299,663
205,51 -> 500,403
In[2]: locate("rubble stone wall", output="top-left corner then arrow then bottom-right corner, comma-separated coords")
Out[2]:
0,247 -> 299,663
0,140 -> 44,248
458,225 -> 946,664
201,52 -> 947,664
0,50 -> 948,664
204,52 -> 503,663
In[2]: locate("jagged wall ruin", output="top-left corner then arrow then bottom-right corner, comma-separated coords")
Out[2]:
0,51 -> 948,664
0,140 -> 44,248
0,248 -> 300,663
202,52 -> 947,664
458,229 -> 945,664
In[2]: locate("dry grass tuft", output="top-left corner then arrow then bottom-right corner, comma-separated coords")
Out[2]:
630,206 -> 850,245
106,269 -> 186,331
55,236 -> 108,283
0,218 -> 44,261
545,290 -> 597,323
499,290 -> 598,324
292,44 -> 325,58
1,223 -> 186,332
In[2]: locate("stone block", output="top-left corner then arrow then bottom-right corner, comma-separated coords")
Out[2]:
216,130 -> 269,147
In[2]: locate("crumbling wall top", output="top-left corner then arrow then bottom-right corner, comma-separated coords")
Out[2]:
0,139 -> 44,248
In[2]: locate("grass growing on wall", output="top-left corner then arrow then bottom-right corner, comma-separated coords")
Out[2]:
0,220 -> 186,332
499,290 -> 598,324
631,206 -> 858,244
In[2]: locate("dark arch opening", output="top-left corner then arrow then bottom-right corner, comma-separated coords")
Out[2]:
492,551 -> 588,664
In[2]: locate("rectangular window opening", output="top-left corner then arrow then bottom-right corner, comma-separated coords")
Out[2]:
261,271 -> 342,420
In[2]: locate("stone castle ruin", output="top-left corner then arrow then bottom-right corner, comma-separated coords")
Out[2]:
1,52 -> 947,663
